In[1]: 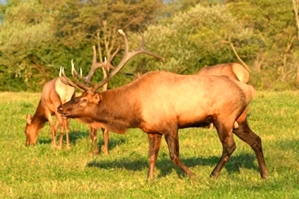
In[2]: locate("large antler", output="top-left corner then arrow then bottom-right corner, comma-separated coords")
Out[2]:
59,60 -> 94,91
60,29 -> 165,93
84,45 -> 120,82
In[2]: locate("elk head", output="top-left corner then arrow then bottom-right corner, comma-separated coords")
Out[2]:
25,114 -> 38,146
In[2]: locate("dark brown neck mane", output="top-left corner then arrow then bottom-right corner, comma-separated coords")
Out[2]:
92,89 -> 143,133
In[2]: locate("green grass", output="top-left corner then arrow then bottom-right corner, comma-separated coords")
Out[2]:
0,91 -> 299,198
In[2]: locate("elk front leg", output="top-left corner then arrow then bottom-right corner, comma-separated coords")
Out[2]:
46,113 -> 57,148
56,115 -> 68,150
233,120 -> 268,179
101,128 -> 109,155
164,130 -> 196,178
147,133 -> 162,181
64,118 -> 71,150
57,120 -> 64,150
211,123 -> 236,178
89,127 -> 98,155
50,124 -> 57,148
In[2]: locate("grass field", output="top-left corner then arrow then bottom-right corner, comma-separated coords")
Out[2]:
0,91 -> 298,199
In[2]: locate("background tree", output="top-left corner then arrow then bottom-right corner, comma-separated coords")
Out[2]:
227,0 -> 299,89
0,0 -> 162,91
131,4 -> 259,76
0,0 -> 299,91
291,0 -> 299,84
0,0 -> 55,90
49,0 -> 162,87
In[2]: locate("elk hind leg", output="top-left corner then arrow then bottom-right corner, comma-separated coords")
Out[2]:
56,116 -> 66,150
233,120 -> 268,179
64,118 -> 71,150
46,113 -> 57,148
50,124 -> 57,148
101,128 -> 109,155
164,130 -> 196,178
211,123 -> 236,178
147,133 -> 162,181
89,127 -> 98,155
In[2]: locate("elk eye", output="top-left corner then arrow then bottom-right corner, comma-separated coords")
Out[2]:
81,98 -> 88,103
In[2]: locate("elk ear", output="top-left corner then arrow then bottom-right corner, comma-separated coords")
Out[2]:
93,93 -> 102,104
26,114 -> 32,125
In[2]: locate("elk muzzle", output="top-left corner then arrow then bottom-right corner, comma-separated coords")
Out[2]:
57,105 -> 67,117
25,133 -> 37,146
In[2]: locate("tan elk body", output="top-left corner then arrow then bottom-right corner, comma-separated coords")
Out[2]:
58,29 -> 268,180
25,77 -> 75,149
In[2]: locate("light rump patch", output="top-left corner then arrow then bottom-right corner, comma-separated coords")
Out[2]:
55,78 -> 75,104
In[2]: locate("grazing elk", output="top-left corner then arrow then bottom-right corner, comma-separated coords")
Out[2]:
58,29 -> 268,180
25,77 -> 75,149
198,62 -> 249,83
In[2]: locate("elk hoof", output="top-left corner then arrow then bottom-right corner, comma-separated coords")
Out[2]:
261,171 -> 269,179
101,147 -> 108,155
210,171 -> 220,179
187,172 -> 196,179
89,150 -> 99,156
57,146 -> 62,150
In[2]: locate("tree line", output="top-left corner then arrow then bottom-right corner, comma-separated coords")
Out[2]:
0,0 -> 299,91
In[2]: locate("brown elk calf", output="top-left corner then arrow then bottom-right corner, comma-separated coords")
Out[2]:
25,77 -> 75,149
57,30 -> 268,181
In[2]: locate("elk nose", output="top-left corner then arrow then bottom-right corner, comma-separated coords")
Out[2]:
57,105 -> 63,113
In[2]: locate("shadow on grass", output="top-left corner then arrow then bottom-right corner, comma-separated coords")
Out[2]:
38,130 -> 89,145
158,153 -> 259,178
38,130 -> 127,152
87,153 -> 259,179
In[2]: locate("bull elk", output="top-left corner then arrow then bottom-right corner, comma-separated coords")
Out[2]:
58,29 -> 268,180
25,77 -> 75,149
198,62 -> 250,83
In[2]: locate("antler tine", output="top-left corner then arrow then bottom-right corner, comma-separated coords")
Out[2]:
120,29 -> 129,54
85,46 -> 101,82
59,60 -> 96,92
92,29 -> 165,91
59,67 -> 84,91
70,60 -> 95,89
105,45 -> 120,70
85,45 -> 119,82
109,46 -> 121,63
134,34 -> 166,64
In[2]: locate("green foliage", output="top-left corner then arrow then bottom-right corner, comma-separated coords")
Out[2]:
0,91 -> 299,198
0,0 -> 163,91
48,0 -> 163,86
0,0 -> 299,90
0,0 -> 56,91
227,0 -> 299,89
130,4 -> 259,75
